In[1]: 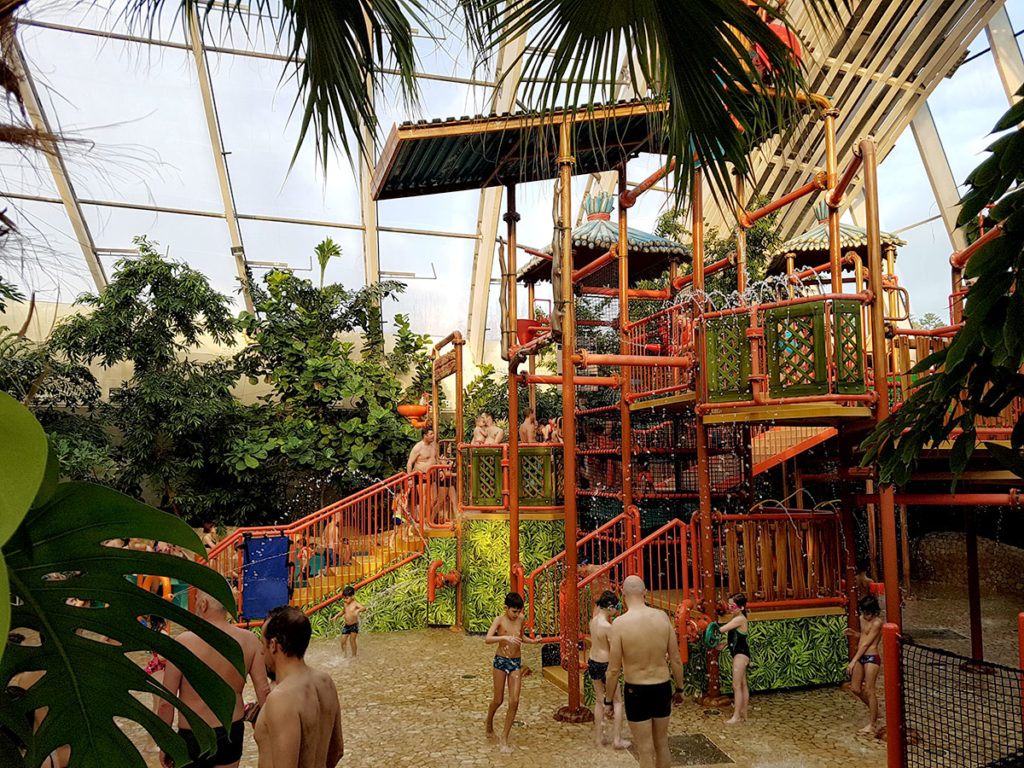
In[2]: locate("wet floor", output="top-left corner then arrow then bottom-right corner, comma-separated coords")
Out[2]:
125,581 -> 1023,768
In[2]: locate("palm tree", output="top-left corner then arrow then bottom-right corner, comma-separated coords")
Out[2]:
315,237 -> 343,288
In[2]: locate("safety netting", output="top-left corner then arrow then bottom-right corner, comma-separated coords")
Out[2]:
901,639 -> 1024,767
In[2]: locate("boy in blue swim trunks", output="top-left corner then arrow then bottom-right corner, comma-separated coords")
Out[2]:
485,592 -> 539,753
845,594 -> 883,734
331,585 -> 365,657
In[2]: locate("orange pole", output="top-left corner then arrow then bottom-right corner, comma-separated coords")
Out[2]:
735,173 -> 747,297
527,282 -> 537,413
557,117 -> 583,716
740,174 -> 828,228
950,222 -> 1001,269
455,336 -> 465,628
827,154 -> 863,208
861,137 -> 901,628
507,185 -> 521,588
573,351 -> 694,369
572,247 -> 616,284
619,157 -> 676,208
671,257 -> 732,290
579,286 -> 672,299
618,164 -> 634,546
882,623 -> 905,768
825,110 -> 842,293
522,374 -> 620,387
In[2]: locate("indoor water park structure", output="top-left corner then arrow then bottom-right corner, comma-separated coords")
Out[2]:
203,98 -> 1024,767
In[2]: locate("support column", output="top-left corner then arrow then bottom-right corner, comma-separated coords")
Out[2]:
824,109 -> 843,293
556,118 -> 586,719
735,173 -> 748,297
455,336 -> 465,629
861,137 -> 902,628
986,6 -> 1024,105
617,165 -> 634,535
965,507 -> 983,660
527,282 -> 537,413
839,439 -> 861,655
693,167 -> 720,698
911,104 -> 969,252
506,186 -> 522,590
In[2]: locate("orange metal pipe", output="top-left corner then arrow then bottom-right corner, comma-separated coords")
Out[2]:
672,257 -> 732,290
525,246 -> 552,261
620,157 -> 676,208
857,492 -> 1022,506
521,373 -> 620,387
579,285 -> 672,299
573,351 -> 694,369
950,222 -> 1002,269
882,623 -> 905,768
507,185 -> 522,588
701,292 -> 871,319
826,111 -> 842,293
618,163 -> 635,551
739,174 -> 828,229
735,173 -> 748,296
828,154 -> 863,208
572,246 -> 616,284
891,326 -> 960,337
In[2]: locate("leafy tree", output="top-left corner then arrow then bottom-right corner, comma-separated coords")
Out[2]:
909,312 -> 945,330
48,237 -> 248,518
232,269 -> 433,507
315,237 -> 342,289
863,89 -> 1024,483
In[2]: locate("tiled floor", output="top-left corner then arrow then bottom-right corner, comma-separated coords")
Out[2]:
126,581 -> 1023,767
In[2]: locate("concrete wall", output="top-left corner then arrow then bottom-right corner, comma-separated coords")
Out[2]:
916,532 -> 1024,594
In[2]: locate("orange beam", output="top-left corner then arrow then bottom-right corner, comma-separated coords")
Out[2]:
739,173 -> 827,229
950,222 -> 1002,269
573,351 -> 694,369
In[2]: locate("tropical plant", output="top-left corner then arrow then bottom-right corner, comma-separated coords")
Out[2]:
0,391 -> 243,768
232,269 -> 432,506
863,89 -> 1024,483
314,237 -> 342,289
909,312 -> 946,330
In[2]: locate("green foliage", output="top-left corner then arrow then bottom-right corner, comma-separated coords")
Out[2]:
311,558 -> 428,634
462,364 -> 563,441
0,277 -> 25,313
232,269 -> 432,502
681,614 -> 847,696
315,237 -> 342,289
910,312 -> 945,330
461,520 -> 512,632
0,393 -> 244,768
427,536 -> 458,626
863,89 -> 1024,483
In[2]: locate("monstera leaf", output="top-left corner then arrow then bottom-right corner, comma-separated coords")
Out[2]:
0,394 -> 245,768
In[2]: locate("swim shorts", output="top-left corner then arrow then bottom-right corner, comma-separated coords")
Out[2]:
860,654 -> 880,665
342,621 -> 359,635
587,658 -> 609,683
178,720 -> 244,768
623,680 -> 672,722
493,655 -> 522,674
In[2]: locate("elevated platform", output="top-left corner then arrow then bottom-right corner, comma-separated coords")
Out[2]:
751,426 -> 837,475
703,402 -> 872,425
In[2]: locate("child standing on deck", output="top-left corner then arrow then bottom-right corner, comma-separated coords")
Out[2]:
845,594 -> 883,734
485,592 -> 540,753
589,590 -> 630,749
332,585 -> 365,657
718,593 -> 750,724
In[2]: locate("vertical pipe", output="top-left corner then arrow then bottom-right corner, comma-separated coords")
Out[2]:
866,478 -> 878,581
618,164 -> 634,541
507,185 -> 521,591
885,246 -> 898,319
951,268 -> 965,325
965,507 -> 984,661
785,254 -> 795,300
861,137 -> 901,628
882,623 -> 906,768
693,167 -> 719,696
839,439 -> 860,655
899,503 -> 911,597
527,281 -> 537,413
431,362 -> 440,441
825,110 -> 843,293
455,337 -> 465,628
558,118 -> 583,714
735,173 -> 748,297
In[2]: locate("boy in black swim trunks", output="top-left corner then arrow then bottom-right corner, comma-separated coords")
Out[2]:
331,585 -> 365,657
845,594 -> 883,734
588,590 -> 630,748
484,592 -> 540,753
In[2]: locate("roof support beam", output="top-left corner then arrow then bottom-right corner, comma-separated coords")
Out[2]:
359,12 -> 380,288
986,5 -> 1024,103
187,9 -> 254,313
466,29 -> 526,364
9,35 -> 107,292
910,102 -> 968,251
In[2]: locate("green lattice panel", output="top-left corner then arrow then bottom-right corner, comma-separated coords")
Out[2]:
470,448 -> 504,506
766,303 -> 827,397
518,447 -> 554,506
706,315 -> 752,402
833,300 -> 866,394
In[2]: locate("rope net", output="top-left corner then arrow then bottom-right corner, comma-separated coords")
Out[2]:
901,639 -> 1024,767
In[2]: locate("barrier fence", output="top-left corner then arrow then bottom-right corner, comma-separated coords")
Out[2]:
900,637 -> 1024,768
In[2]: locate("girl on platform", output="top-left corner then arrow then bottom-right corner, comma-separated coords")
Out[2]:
718,593 -> 750,724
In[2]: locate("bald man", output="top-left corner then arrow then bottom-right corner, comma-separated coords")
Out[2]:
158,592 -> 270,768
603,575 -> 686,768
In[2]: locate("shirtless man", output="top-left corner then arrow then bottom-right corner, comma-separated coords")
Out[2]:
604,575 -> 685,768
256,605 -> 344,768
471,415 -> 488,444
588,591 -> 629,749
518,409 -> 538,443
406,427 -> 438,475
845,594 -> 884,735
158,591 -> 271,768
483,413 -> 504,444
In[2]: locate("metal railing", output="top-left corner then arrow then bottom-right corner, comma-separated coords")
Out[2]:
459,443 -> 564,510
525,508 -> 639,641
624,301 -> 698,401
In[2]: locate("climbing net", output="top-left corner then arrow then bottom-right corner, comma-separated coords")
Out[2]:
902,639 -> 1024,767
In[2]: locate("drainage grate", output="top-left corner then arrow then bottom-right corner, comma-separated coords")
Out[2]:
628,734 -> 733,765
904,627 -> 969,641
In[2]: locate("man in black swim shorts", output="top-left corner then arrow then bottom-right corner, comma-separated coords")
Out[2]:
603,576 -> 685,768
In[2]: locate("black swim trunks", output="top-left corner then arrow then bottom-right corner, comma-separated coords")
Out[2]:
342,621 -> 359,635
178,720 -> 244,768
860,653 -> 880,665
623,680 -> 672,722
587,658 -> 609,683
